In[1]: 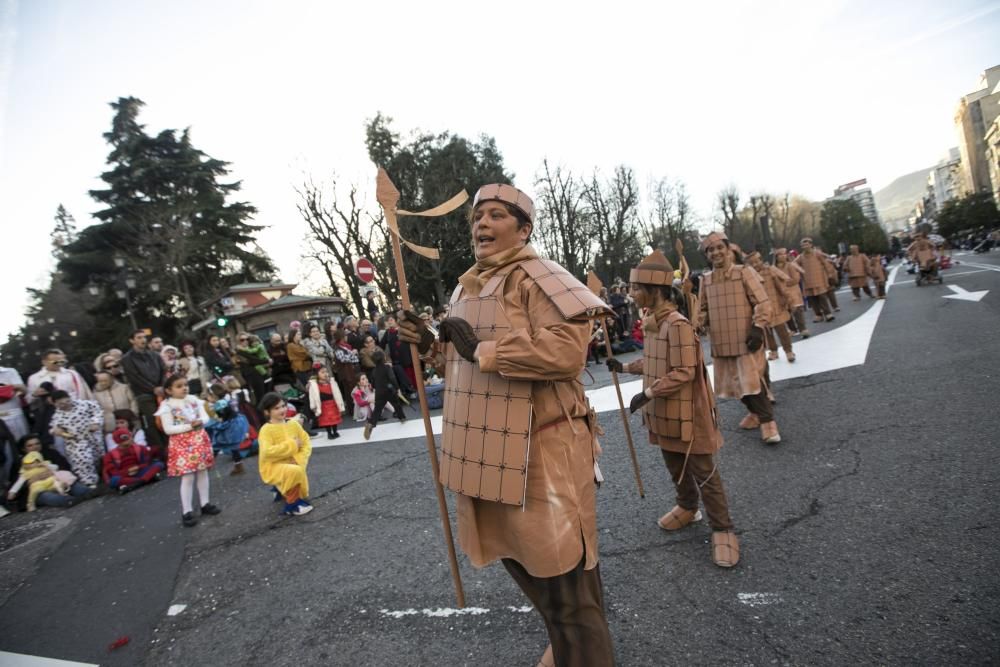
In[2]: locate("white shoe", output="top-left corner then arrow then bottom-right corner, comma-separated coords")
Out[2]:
291,503 -> 313,516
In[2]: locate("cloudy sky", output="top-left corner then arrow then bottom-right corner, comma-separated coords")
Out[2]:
2,0 -> 999,344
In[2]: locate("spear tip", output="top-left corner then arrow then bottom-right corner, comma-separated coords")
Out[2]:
376,168 -> 401,210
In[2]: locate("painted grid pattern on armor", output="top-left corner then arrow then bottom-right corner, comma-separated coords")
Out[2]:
760,267 -> 790,325
642,313 -> 696,442
440,292 -> 533,506
703,270 -> 755,357
795,254 -> 829,296
519,259 -> 614,321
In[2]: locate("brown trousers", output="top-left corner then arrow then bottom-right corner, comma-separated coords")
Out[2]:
827,288 -> 839,310
786,306 -> 807,333
808,293 -> 832,319
851,285 -> 873,298
502,557 -> 614,667
741,391 -> 774,423
764,324 -> 793,353
875,282 -> 886,298
661,450 -> 733,531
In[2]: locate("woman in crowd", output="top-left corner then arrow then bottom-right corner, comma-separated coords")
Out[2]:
358,335 -> 379,382
266,333 -> 294,387
332,329 -> 359,405
303,324 -> 335,377
92,370 -> 138,433
257,392 -> 313,517
48,390 -> 104,487
160,345 -> 180,378
155,374 -> 219,527
203,335 -> 234,381
180,341 -> 210,397
286,329 -> 313,389
94,352 -> 126,384
5,434 -> 93,511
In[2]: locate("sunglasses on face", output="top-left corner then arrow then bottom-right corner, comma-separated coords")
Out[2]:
105,363 -> 119,369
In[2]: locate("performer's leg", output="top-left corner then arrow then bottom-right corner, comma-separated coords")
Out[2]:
660,450 -> 700,512
827,288 -> 839,310
501,557 -> 614,667
740,392 -> 774,423
862,284 -> 874,298
877,282 -> 886,298
686,454 -> 734,531
763,327 -> 778,353
775,325 -> 793,354
810,294 -> 828,320
851,286 -> 861,300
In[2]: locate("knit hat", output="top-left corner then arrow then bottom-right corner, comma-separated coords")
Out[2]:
699,231 -> 729,252
112,428 -> 132,445
629,249 -> 675,286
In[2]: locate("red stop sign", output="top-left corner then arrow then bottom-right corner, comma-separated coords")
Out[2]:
354,257 -> 375,284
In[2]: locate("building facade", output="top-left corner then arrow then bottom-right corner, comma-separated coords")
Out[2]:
954,65 -> 1000,197
830,178 -> 880,226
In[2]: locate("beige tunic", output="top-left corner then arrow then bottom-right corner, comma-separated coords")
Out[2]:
794,252 -> 832,296
453,245 -> 599,578
699,264 -> 771,399
776,260 -> 805,308
758,265 -> 793,326
908,240 -> 936,268
845,253 -> 871,288
869,258 -> 886,283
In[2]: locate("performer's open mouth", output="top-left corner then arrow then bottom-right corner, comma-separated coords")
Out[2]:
477,234 -> 495,249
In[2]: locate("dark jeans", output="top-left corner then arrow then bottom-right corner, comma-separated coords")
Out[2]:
502,557 -> 614,667
244,370 -> 267,407
367,392 -> 405,426
36,481 -> 91,508
135,393 -> 165,451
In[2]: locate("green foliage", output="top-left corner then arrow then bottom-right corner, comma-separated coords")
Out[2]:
819,198 -> 887,253
58,97 -> 275,345
365,113 -> 512,306
936,192 -> 1000,240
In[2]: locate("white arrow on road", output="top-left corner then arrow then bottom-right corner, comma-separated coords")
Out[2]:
943,284 -> 989,302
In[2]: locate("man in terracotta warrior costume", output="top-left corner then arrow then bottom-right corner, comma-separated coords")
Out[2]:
844,244 -> 874,301
606,250 -> 740,567
773,247 -> 809,337
794,237 -> 836,323
908,231 -> 937,271
399,184 -> 614,667
869,254 -> 887,299
745,252 -> 796,363
819,248 -> 841,312
698,232 -> 781,444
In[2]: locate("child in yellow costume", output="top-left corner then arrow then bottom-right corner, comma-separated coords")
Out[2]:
8,451 -> 69,511
257,392 -> 313,517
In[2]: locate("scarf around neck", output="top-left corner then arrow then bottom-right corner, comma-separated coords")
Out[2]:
458,244 -> 538,298
644,299 -> 678,333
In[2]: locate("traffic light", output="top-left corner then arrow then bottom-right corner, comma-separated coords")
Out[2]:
216,316 -> 229,327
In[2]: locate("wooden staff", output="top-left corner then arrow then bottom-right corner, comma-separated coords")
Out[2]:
588,272 -> 645,498
376,168 -> 465,608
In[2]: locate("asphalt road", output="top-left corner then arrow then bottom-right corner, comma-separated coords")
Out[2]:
2,253 -> 998,666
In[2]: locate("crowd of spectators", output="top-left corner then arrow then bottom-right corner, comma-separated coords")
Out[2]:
0,305 -> 448,517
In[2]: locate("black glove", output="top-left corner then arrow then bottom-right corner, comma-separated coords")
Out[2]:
398,310 -> 435,354
629,391 -> 651,414
439,317 -> 480,363
746,326 -> 764,352
606,358 -> 623,373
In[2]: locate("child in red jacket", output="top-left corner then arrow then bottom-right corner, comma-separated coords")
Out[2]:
102,429 -> 164,495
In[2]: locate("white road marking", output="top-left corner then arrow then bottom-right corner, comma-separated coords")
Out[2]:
167,604 -> 187,616
893,268 -> 993,286
943,284 -> 989,302
738,592 -> 782,607
0,652 -> 98,666
378,606 -> 532,619
954,260 -> 1000,273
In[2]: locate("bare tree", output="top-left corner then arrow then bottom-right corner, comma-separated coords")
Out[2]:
641,176 -> 697,256
586,165 -> 643,284
534,159 -> 594,277
295,175 -> 395,316
717,185 -> 741,240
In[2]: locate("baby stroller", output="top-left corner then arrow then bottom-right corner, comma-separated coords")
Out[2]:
914,258 -> 943,286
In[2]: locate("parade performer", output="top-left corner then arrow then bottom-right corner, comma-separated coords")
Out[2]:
156,374 -> 219,527
607,250 -> 740,567
908,231 -> 937,270
794,238 -> 835,322
820,249 -> 841,312
870,254 -> 887,299
398,183 -> 615,666
746,252 -> 796,363
257,392 -> 313,517
698,232 -> 781,444
844,245 -> 874,300
773,248 -> 809,337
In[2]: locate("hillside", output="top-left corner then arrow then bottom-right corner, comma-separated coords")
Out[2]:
874,167 -> 932,230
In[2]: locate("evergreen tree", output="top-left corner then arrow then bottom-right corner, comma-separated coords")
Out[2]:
936,192 -> 1000,241
58,97 -> 275,342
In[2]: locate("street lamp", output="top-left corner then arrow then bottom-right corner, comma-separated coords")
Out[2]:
87,282 -> 100,296
125,273 -> 137,290
113,253 -> 126,269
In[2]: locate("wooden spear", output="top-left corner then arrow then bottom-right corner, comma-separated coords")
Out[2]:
587,271 -> 645,498
375,168 -> 465,607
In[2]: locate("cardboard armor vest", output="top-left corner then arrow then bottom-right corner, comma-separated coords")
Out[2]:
776,261 -> 805,308
701,267 -> 755,357
439,257 -> 611,507
642,310 -> 700,443
759,266 -> 791,326
796,253 -> 829,295
845,254 -> 868,278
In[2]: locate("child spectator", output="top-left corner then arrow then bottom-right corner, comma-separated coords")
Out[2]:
101,429 -> 164,494
257,393 -> 313,517
351,375 -> 377,422
205,383 -> 251,475
363,349 -> 406,440
308,365 -> 344,440
104,409 -> 148,451
155,374 -> 219,527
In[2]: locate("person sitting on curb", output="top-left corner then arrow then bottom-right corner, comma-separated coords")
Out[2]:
101,428 -> 165,495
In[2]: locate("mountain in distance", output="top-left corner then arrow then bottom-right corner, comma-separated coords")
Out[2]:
874,167 -> 933,231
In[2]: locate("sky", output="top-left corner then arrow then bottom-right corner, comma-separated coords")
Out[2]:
2,0 -> 999,344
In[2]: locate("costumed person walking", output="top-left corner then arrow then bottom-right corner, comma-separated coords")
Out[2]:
819,248 -> 841,312
307,365 -> 345,440
155,374 -> 219,527
48,390 -> 104,487
746,252 -> 796,362
398,183 -> 615,666
794,237 -> 835,323
773,248 -> 809,337
257,392 -> 313,517
870,254 -> 887,299
698,232 -> 781,444
845,245 -> 875,300
608,250 -> 739,567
